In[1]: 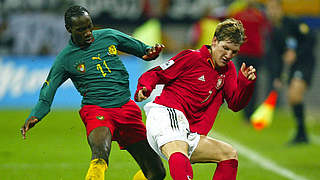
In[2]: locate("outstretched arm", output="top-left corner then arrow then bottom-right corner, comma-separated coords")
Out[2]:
110,29 -> 164,60
20,60 -> 68,139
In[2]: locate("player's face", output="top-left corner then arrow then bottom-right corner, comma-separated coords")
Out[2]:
69,13 -> 94,48
266,0 -> 283,23
211,37 -> 240,68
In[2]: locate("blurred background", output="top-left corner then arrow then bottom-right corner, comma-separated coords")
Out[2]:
0,0 -> 320,179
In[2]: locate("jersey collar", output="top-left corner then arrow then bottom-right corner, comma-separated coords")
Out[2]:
200,45 -> 215,69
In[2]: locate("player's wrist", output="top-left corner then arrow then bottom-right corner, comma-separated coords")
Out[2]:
25,116 -> 39,123
143,48 -> 157,61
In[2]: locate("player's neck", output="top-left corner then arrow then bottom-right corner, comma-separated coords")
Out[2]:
208,46 -> 217,69
71,36 -> 90,49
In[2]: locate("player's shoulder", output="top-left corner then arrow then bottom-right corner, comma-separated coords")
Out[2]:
54,50 -> 68,66
56,47 -> 69,61
55,44 -> 74,65
283,17 -> 312,35
171,49 -> 199,62
93,28 -> 113,34
93,28 -> 122,38
283,16 -> 303,29
162,49 -> 199,70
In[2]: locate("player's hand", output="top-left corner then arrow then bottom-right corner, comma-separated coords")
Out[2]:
136,87 -> 148,102
20,116 -> 39,139
273,78 -> 283,90
240,62 -> 256,81
142,43 -> 165,61
283,49 -> 296,66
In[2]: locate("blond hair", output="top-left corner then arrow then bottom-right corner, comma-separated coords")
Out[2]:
214,18 -> 245,45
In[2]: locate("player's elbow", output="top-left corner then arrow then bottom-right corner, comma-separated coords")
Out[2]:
229,106 -> 242,112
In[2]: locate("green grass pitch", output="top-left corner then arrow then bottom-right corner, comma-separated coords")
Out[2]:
1,106 -> 319,179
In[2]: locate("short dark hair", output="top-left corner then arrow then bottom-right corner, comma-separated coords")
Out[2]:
64,5 -> 90,28
214,18 -> 245,45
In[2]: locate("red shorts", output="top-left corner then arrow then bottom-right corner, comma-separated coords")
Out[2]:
79,100 -> 146,149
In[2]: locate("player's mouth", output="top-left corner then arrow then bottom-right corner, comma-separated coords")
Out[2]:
85,36 -> 94,44
221,57 -> 229,64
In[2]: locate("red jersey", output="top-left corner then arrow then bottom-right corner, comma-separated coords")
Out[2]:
135,45 -> 255,135
233,7 -> 268,58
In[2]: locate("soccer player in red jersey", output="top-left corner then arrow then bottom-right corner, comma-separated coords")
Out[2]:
20,5 -> 165,180
135,18 -> 256,180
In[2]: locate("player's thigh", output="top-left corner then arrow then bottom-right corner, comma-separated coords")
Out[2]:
190,135 -> 237,163
288,78 -> 307,104
115,100 -> 147,149
161,140 -> 189,159
79,105 -> 116,137
144,102 -> 197,160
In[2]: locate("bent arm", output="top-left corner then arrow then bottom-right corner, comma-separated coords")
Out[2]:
223,63 -> 256,112
135,50 -> 193,101
134,66 -> 166,101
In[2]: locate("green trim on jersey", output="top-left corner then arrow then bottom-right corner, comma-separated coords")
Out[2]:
28,28 -> 151,121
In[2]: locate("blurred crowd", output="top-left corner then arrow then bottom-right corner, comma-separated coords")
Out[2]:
0,0 -> 318,55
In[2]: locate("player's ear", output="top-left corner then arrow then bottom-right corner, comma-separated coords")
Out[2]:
65,24 -> 72,33
212,37 -> 217,48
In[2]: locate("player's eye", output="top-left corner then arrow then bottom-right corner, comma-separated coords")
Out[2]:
232,50 -> 238,55
76,27 -> 85,32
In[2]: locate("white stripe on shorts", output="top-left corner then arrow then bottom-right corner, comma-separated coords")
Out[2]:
167,108 -> 179,130
144,102 -> 200,161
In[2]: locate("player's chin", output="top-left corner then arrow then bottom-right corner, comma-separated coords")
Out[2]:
80,41 -> 92,47
217,61 -> 227,68
84,40 -> 93,45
